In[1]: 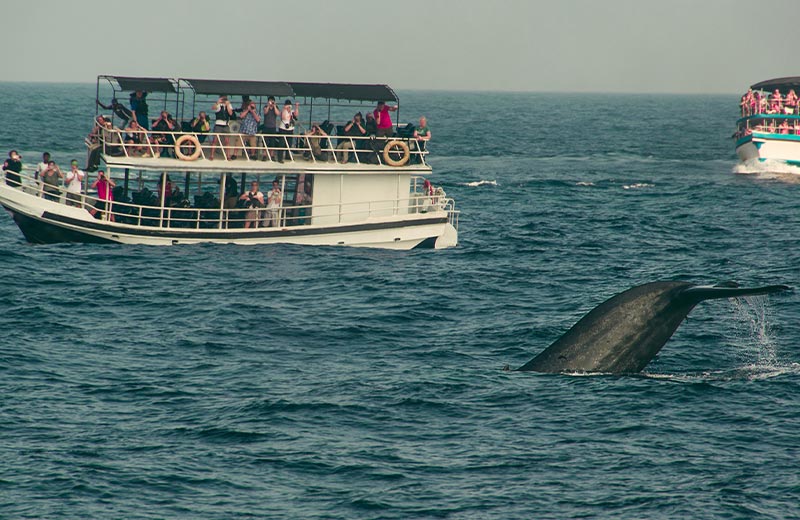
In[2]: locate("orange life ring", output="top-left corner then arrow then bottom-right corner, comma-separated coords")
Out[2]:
383,140 -> 410,166
174,134 -> 202,161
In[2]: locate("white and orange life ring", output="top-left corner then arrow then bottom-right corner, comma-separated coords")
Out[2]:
382,140 -> 410,166
174,134 -> 202,161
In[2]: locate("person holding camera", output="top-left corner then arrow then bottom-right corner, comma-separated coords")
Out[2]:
373,100 -> 398,138
210,96 -> 234,160
40,160 -> 64,202
91,170 -> 116,221
65,160 -> 85,207
277,99 -> 299,162
262,96 -> 280,160
238,181 -> 264,229
239,100 -> 261,159
336,112 -> 367,163
265,179 -> 282,227
152,111 -> 177,157
304,123 -> 330,161
3,150 -> 23,187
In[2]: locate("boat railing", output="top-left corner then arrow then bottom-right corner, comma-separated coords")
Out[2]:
734,114 -> 800,138
8,169 -> 456,231
91,123 -> 429,167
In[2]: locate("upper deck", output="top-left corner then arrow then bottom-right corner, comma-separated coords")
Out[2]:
91,75 -> 431,174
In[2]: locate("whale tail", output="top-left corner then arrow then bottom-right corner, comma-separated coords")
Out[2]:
681,283 -> 791,303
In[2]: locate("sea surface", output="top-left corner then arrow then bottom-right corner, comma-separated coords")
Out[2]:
1,84 -> 799,519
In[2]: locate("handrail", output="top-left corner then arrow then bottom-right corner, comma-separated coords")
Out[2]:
734,115 -> 800,138
92,121 -> 429,167
5,168 -> 455,231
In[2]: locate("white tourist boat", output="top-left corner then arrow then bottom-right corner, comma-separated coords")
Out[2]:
0,75 -> 458,249
734,76 -> 800,167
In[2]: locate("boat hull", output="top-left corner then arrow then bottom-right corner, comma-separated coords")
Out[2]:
0,185 -> 457,250
735,132 -> 800,166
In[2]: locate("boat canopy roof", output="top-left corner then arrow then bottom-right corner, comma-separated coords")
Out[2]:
750,77 -> 800,92
99,75 -> 398,102
101,76 -> 178,93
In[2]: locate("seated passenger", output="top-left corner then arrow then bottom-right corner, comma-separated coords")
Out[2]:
190,111 -> 211,143
156,174 -> 175,204
336,112 -> 366,163
304,123 -> 330,161
151,111 -> 177,157
412,116 -> 431,163
87,115 -> 109,144
779,119 -> 790,134
124,119 -> 148,156
40,160 -> 64,201
238,181 -> 264,229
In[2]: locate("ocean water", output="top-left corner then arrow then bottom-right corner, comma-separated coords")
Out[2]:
1,84 -> 799,519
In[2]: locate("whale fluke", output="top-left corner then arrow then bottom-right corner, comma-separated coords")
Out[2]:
517,281 -> 790,374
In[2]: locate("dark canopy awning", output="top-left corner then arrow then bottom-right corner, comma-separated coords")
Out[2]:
288,82 -> 397,102
751,77 -> 800,92
182,78 -> 294,98
101,76 -> 177,93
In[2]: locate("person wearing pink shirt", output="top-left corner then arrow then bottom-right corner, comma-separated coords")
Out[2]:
91,169 -> 116,221
373,100 -> 398,138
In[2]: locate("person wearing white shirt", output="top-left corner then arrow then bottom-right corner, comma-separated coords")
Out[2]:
64,159 -> 85,207
36,152 -> 50,183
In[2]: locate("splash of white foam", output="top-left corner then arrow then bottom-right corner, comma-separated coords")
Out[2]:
729,295 -> 780,369
462,180 -> 498,187
622,183 -> 654,190
733,159 -> 800,182
576,181 -> 595,187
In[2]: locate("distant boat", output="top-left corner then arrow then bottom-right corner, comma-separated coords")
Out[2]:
734,76 -> 800,167
0,75 -> 458,249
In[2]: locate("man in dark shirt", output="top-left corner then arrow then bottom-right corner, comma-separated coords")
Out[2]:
97,98 -> 134,127
336,112 -> 367,163
3,150 -> 23,187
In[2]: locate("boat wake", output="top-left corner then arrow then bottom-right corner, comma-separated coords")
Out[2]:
461,180 -> 498,187
733,159 -> 800,182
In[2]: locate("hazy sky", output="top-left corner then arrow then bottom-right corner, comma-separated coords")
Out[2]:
2,0 -> 798,93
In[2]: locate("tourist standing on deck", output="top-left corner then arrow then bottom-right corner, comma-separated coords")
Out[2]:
210,96 -> 234,160
239,100 -> 261,159
91,170 -> 116,221
40,161 -> 64,202
266,180 -> 282,227
262,96 -> 280,160
130,91 -> 149,129
373,101 -> 398,138
36,152 -> 50,183
277,100 -> 299,163
64,160 -> 85,207
3,150 -> 23,187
